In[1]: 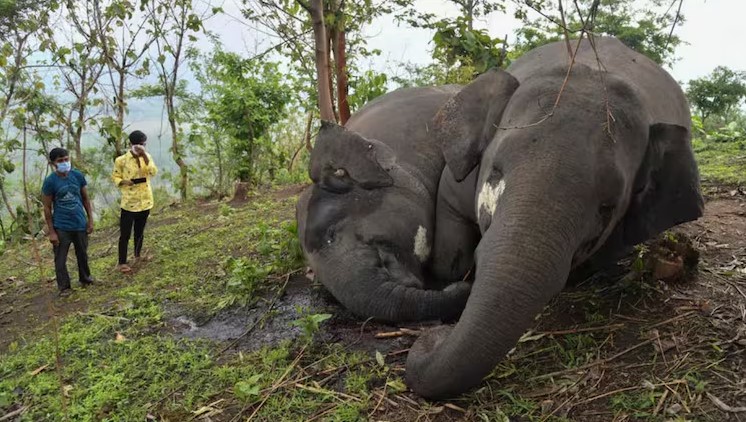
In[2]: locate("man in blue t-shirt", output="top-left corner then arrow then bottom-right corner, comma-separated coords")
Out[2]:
42,148 -> 95,296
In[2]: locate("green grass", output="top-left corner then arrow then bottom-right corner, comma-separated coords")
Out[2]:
1,159 -> 742,420
692,138 -> 746,185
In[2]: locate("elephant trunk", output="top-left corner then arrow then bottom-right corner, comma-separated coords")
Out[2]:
314,246 -> 471,323
405,196 -> 581,399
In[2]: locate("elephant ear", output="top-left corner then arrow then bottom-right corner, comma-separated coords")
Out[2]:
616,123 -> 704,248
433,68 -> 520,181
310,121 -> 395,191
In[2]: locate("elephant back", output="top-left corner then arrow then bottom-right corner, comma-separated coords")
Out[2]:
505,37 -> 690,129
344,85 -> 462,197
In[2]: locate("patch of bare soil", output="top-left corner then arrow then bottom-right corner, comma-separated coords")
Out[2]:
0,275 -> 89,352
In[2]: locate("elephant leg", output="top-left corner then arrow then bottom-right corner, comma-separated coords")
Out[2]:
431,206 -> 480,284
430,166 -> 480,285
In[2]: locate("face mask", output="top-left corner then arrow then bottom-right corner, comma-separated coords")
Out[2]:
56,161 -> 71,173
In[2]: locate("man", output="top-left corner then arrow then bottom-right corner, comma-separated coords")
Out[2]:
112,130 -> 158,273
42,147 -> 95,296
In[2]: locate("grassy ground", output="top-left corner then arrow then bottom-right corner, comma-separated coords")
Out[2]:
0,141 -> 745,421
692,138 -> 746,186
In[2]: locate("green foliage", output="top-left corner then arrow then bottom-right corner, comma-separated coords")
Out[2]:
430,16 -> 505,75
218,219 -> 303,309
222,256 -> 273,308
687,66 -> 746,123
194,49 -> 291,184
691,137 -> 746,185
348,70 -> 388,112
394,0 -> 506,85
234,374 -> 262,401
291,307 -> 332,343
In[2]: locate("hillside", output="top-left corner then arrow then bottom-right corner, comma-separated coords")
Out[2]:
1,178 -> 745,420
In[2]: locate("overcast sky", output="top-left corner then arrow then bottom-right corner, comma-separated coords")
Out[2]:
206,0 -> 744,85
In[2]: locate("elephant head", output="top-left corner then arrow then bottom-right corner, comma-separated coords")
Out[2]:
405,37 -> 704,398
296,86 -> 471,323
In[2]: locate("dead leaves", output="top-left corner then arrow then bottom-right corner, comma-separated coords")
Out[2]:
28,364 -> 49,376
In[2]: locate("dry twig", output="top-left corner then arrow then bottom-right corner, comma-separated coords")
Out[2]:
0,407 -> 28,421
532,338 -> 653,381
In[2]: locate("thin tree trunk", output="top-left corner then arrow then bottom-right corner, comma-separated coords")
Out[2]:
0,180 -> 16,220
289,112 -> 314,171
167,95 -> 188,200
331,16 -> 350,124
300,0 -> 335,122
215,132 -> 224,197
326,26 -> 338,122
115,70 -> 126,156
74,98 -> 85,162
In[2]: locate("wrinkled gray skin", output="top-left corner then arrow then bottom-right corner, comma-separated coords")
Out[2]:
296,85 -> 473,323
406,37 -> 704,399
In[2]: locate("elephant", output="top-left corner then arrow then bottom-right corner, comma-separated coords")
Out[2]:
405,36 -> 705,399
295,85 -> 473,323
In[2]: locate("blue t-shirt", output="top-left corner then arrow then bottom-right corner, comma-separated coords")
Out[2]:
42,169 -> 88,231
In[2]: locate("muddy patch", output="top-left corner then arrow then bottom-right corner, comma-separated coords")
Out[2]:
165,273 -> 427,355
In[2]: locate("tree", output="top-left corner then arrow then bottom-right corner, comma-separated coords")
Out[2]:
83,0 -> 158,157
687,66 -> 746,125
195,49 -> 291,199
0,0 -> 58,223
57,1 -> 109,166
298,0 -> 335,122
143,0 -> 218,200
394,0 -> 506,86
242,0 -> 394,124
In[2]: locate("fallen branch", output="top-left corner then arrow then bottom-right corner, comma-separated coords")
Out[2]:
531,339 -> 653,381
707,392 -> 746,413
294,383 -> 361,402
0,407 -> 28,421
578,380 -> 685,405
539,323 -> 624,336
374,328 -> 420,338
648,311 -> 697,329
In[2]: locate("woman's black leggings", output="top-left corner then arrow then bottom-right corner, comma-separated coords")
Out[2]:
118,208 -> 150,264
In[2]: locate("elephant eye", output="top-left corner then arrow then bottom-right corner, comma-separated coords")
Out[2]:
325,227 -> 336,245
321,167 -> 353,193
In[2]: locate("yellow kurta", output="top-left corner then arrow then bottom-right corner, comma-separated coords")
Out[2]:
112,152 -> 158,212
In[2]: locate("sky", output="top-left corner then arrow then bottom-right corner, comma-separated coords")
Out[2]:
205,0 -> 746,86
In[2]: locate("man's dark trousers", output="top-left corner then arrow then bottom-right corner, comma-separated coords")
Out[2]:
53,230 -> 92,290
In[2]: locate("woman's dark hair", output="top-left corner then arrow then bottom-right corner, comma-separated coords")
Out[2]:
129,130 -> 147,145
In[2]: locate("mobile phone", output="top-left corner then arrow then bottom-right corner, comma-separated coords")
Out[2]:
131,177 -> 147,184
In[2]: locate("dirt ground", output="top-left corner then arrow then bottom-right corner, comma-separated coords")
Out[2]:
1,187 -> 745,421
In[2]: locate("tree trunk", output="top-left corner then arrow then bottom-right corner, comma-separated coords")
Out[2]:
215,131 -> 224,197
74,97 -> 85,163
331,20 -> 350,124
232,181 -> 251,203
326,26 -> 338,122
0,180 -> 16,220
115,70 -> 126,156
302,0 -> 335,122
167,94 -> 188,200
289,111 -> 314,171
